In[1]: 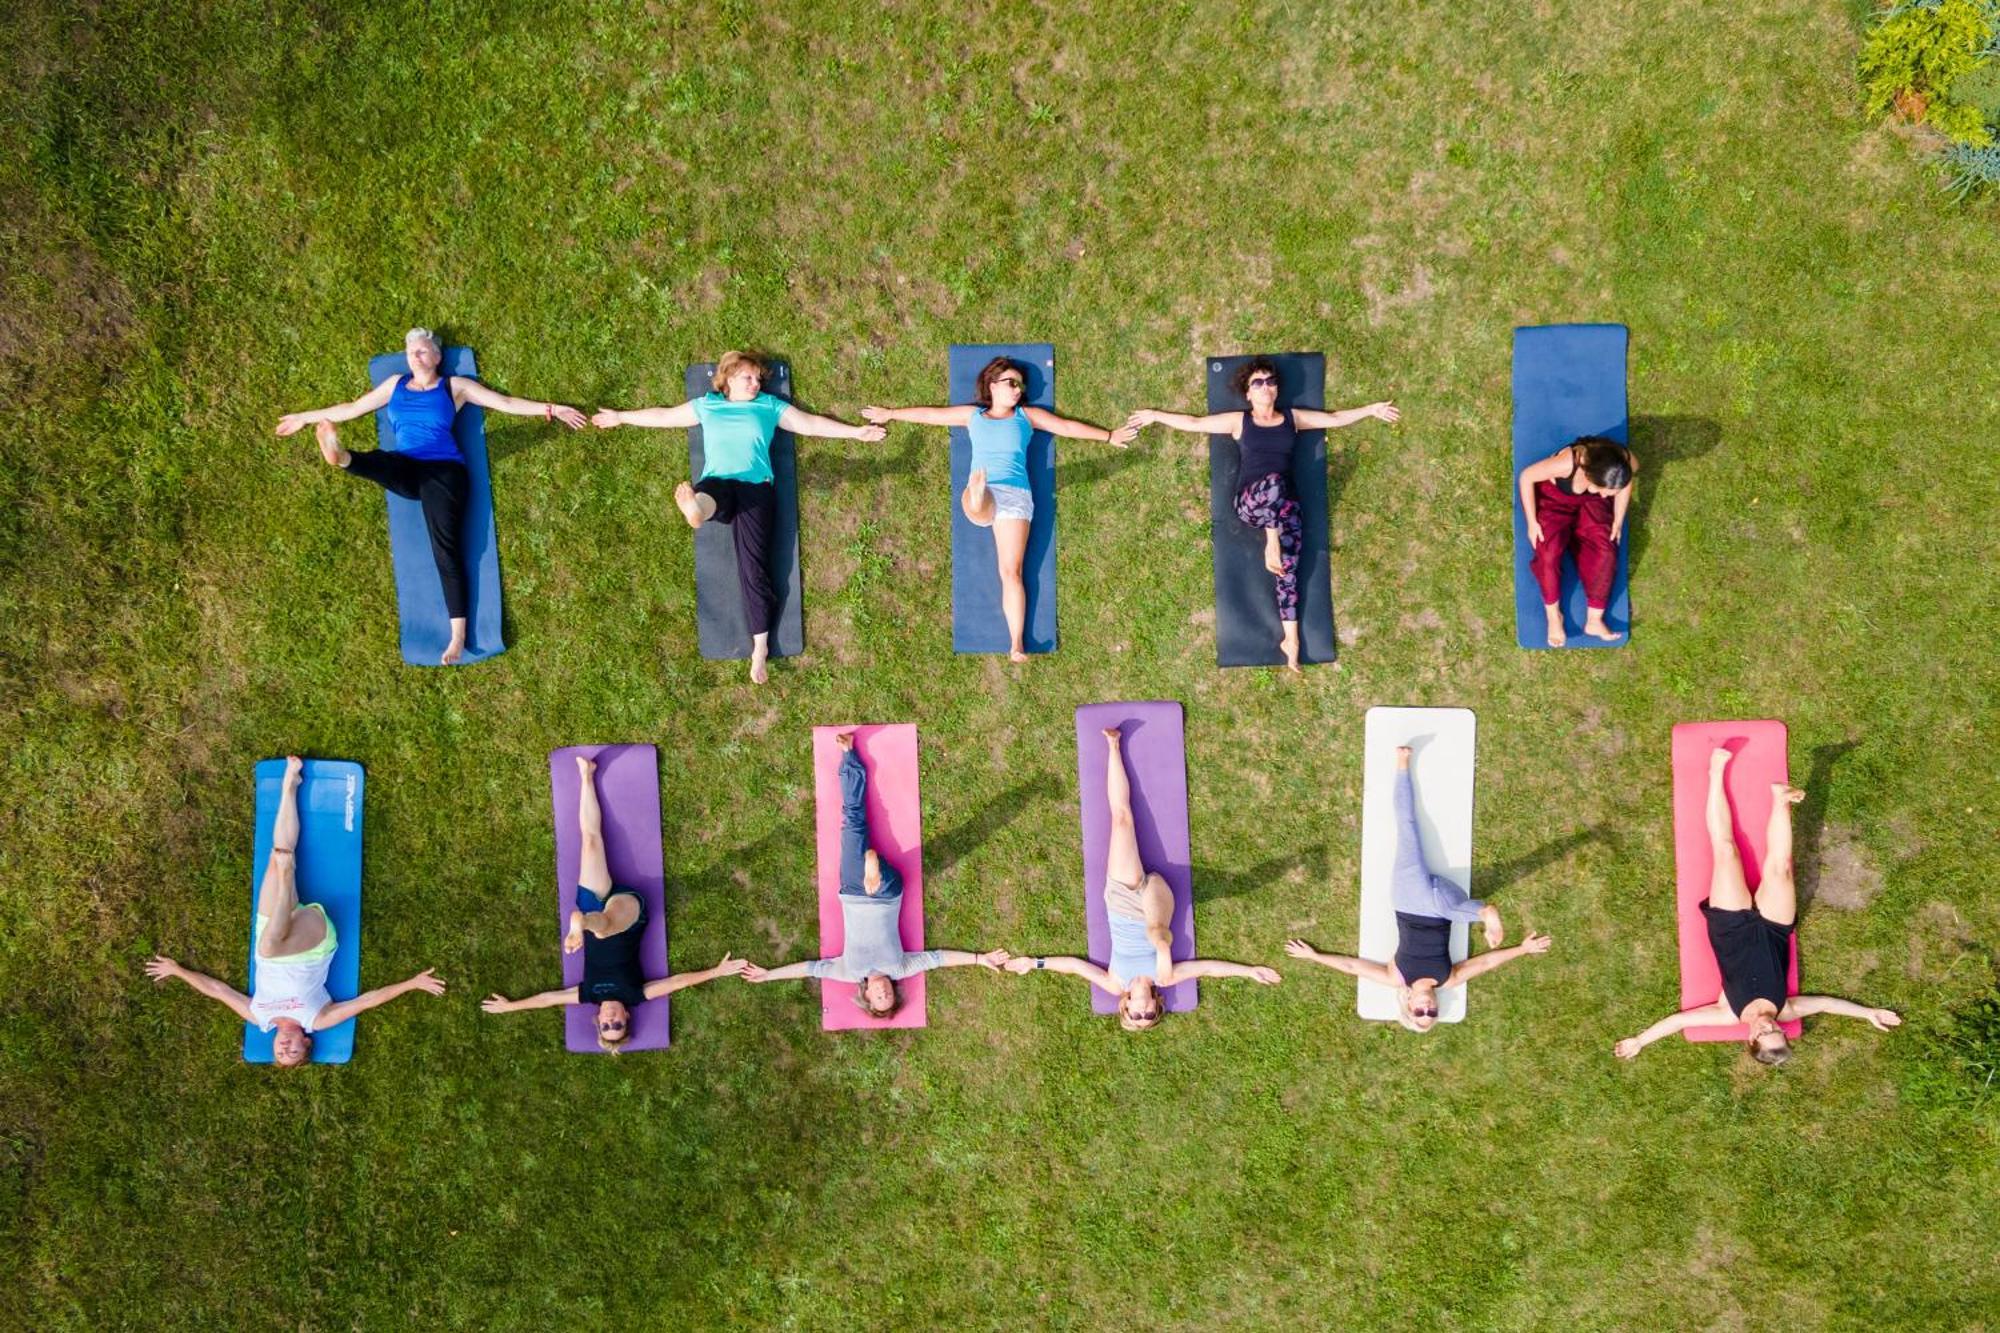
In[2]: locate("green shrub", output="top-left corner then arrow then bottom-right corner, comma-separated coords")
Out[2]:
1898,973 -> 2000,1114
1859,0 -> 1999,146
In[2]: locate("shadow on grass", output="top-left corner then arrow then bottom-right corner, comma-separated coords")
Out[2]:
927,771 -> 1066,878
804,430 -> 923,485
665,824 -> 796,915
1482,825 -> 1617,897
1192,844 -> 1330,905
1055,445 -> 1149,491
1625,415 -> 1721,581
1795,738 -> 1861,916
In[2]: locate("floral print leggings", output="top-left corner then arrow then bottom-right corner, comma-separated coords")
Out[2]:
1234,471 -> 1302,622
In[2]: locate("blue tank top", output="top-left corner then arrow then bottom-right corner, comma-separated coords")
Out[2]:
1107,910 -> 1158,983
966,406 -> 1033,490
384,376 -> 462,463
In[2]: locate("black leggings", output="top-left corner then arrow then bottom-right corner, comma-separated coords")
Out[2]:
696,478 -> 777,636
343,451 -> 471,620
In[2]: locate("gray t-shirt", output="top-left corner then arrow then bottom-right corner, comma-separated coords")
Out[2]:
806,891 -> 942,982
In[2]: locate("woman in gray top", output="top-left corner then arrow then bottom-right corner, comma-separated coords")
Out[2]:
742,732 -> 1009,1018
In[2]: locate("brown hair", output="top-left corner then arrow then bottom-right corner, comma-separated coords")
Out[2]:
1750,1031 -> 1792,1066
1230,357 -> 1283,398
854,977 -> 902,1020
973,356 -> 1025,408
711,350 -> 769,393
273,1033 -> 314,1067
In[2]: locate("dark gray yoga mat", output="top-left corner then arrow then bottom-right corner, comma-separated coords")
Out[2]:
1206,352 -> 1336,667
684,362 -> 804,660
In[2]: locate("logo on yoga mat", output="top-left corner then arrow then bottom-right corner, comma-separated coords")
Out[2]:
343,774 -> 357,832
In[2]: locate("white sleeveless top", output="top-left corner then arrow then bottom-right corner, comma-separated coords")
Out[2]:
248,954 -> 334,1032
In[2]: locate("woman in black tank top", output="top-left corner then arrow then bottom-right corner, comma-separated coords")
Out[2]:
1612,746 -> 1901,1065
1125,357 -> 1398,672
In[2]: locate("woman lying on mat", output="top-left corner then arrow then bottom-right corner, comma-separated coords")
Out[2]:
593,351 -> 884,684
482,755 -> 745,1051
741,731 -> 1008,1018
1006,726 -> 1281,1030
1612,746 -> 1899,1065
276,327 -> 586,664
1285,745 -> 1550,1032
143,756 -> 445,1067
862,357 -> 1137,662
1517,434 -> 1637,646
1125,359 -> 1396,672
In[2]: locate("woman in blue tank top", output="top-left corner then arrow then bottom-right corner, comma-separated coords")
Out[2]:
1286,746 -> 1551,1032
865,357 -> 1136,662
593,351 -> 885,684
1126,358 -> 1399,673
276,328 -> 588,663
1003,726 -> 1281,1030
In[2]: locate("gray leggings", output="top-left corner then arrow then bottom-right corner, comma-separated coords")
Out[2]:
1391,767 -> 1486,923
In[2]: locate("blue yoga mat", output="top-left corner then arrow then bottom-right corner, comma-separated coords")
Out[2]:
1510,324 -> 1631,650
684,362 -> 805,660
1207,353 -> 1336,667
243,758 -> 365,1064
949,343 -> 1058,655
366,347 -> 506,666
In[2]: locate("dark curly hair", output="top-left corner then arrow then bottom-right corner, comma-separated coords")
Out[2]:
1230,357 -> 1283,398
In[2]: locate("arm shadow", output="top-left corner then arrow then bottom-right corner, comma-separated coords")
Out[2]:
926,771 -> 1066,878
1479,825 -> 1616,897
1191,844 -> 1330,906
1625,415 -> 1721,582
1055,445 -> 1150,491
1794,739 -> 1862,916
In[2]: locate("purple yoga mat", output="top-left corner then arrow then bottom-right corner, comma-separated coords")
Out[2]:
1074,701 -> 1198,1015
551,744 -> 671,1053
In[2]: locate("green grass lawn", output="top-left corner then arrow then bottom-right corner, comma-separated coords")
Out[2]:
4,0 -> 1997,1326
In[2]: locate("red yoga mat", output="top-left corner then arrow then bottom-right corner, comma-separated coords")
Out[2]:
1670,721 -> 1802,1043
811,724 -> 927,1031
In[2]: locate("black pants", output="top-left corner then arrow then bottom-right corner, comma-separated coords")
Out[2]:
696,478 -> 777,636
344,451 -> 472,620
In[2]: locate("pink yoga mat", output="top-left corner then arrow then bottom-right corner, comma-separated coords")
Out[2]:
1671,721 -> 1801,1043
812,724 -> 927,1031
1075,701 -> 1197,1015
552,744 -> 672,1053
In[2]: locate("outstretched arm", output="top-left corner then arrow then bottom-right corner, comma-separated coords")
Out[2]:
1783,995 -> 1901,1031
778,405 -> 886,442
1445,932 -> 1553,988
1612,1001 -> 1733,1059
643,954 -> 750,1000
1124,409 -> 1240,435
275,379 -> 397,436
454,378 -> 587,429
1162,958 -> 1281,985
481,985 -> 580,1014
1293,401 -> 1399,431
1023,407 -> 1137,447
1002,954 -> 1122,995
1283,940 -> 1397,987
740,960 -> 821,984
591,401 -> 700,430
144,956 -> 252,1020
861,404 -> 973,427
316,969 -> 446,1027
931,949 -> 1012,971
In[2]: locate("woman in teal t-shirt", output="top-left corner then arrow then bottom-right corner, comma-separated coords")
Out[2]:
593,351 -> 884,684
864,356 -> 1135,662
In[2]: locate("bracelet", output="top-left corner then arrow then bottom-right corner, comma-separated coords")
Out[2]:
544,403 -> 553,421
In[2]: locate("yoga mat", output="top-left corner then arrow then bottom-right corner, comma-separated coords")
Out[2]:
552,744 -> 672,1053
1207,353 -> 1336,667
1510,324 -> 1632,650
1074,701 -> 1197,1015
685,362 -> 804,661
1357,708 -> 1475,1023
366,347 -> 506,666
243,758 -> 364,1064
948,343 -> 1059,654
812,724 -> 927,1031
1670,721 -> 1802,1043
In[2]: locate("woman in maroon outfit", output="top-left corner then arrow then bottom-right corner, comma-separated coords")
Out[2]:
1517,435 -> 1637,646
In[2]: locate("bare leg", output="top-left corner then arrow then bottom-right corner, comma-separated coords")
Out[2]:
1103,728 -> 1145,888
1139,871 -> 1175,949
961,469 -> 996,528
1756,783 -> 1805,927
576,754 -> 612,894
993,517 -> 1031,662
1705,747 -> 1753,911
1279,620 -> 1301,674
674,482 -> 717,528
749,632 -> 770,686
256,757 -> 325,957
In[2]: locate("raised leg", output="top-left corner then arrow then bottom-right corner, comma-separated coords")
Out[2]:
993,517 -> 1031,661
1705,747 -> 1753,911
256,757 -> 325,957
1103,728 -> 1145,889
1756,783 -> 1804,927
838,743 -> 870,894
576,754 -> 612,894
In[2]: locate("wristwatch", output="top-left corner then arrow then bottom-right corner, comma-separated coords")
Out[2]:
1035,957 -> 1045,970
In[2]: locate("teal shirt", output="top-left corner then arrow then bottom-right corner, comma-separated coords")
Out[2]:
692,392 -> 786,483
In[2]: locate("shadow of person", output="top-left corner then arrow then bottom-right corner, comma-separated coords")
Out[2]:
1794,738 -> 1861,914
802,427 -> 923,485
1479,825 -> 1616,897
1624,415 -> 1721,581
1055,446 -> 1149,492
926,770 -> 1066,878
1191,844 -> 1330,905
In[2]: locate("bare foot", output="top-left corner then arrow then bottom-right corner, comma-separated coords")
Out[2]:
441,632 -> 466,666
1280,623 -> 1302,675
1582,612 -> 1622,642
749,640 -> 769,685
1395,746 -> 1412,770
1102,726 -> 1122,746
966,468 -> 989,511
283,754 -> 304,787
576,753 -> 597,780
862,849 -> 882,893
1263,529 -> 1284,577
1774,784 -> 1805,805
313,421 -> 350,468
1544,604 -> 1567,648
1009,646 -> 1029,663
673,482 -> 707,528
1711,746 -> 1733,777
835,730 -> 855,752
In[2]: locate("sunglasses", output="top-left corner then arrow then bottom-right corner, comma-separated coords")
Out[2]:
1247,375 -> 1279,388
1410,1004 -> 1438,1019
600,1018 -> 628,1034
993,376 -> 1024,389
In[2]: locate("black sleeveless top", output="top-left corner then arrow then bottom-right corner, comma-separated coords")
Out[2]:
1236,409 -> 1297,489
579,892 -> 647,1007
1394,911 -> 1453,986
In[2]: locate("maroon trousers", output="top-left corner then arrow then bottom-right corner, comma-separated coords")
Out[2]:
1531,482 -> 1617,610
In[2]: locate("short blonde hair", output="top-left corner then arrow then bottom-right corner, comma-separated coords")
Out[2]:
711,350 -> 768,392
405,327 -> 442,356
